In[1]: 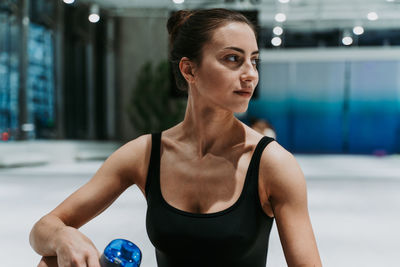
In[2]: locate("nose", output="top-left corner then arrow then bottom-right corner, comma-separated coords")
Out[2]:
240,59 -> 258,83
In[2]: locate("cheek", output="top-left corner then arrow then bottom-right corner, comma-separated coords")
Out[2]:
198,64 -> 236,92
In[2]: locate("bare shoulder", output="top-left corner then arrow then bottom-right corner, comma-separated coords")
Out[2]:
259,140 -> 306,200
104,134 -> 152,193
259,140 -> 298,171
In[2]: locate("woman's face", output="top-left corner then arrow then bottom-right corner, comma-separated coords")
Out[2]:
191,22 -> 259,113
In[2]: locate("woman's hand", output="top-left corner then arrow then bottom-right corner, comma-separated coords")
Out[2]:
34,225 -> 101,267
52,226 -> 101,267
30,135 -> 150,266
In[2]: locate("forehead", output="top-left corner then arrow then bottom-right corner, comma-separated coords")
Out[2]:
206,22 -> 258,52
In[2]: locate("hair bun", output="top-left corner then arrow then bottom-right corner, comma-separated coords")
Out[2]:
167,10 -> 194,44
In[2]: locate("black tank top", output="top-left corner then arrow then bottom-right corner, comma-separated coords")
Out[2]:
145,132 -> 275,267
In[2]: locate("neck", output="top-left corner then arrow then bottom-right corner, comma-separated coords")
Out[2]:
179,89 -> 246,158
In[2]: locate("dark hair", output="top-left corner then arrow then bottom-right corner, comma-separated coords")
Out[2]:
167,8 -> 256,92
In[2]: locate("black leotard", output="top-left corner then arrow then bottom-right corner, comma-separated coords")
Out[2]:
145,132 -> 275,267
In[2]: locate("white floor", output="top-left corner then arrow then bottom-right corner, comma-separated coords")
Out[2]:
1,155 -> 400,267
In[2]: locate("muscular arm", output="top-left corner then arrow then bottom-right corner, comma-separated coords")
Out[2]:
29,134 -> 150,266
260,142 -> 322,266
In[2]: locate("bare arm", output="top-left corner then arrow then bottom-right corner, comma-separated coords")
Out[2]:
261,142 -> 322,266
29,134 -> 151,267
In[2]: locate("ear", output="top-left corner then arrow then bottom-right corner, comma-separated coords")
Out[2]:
179,57 -> 196,84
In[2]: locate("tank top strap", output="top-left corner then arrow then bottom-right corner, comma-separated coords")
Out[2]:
250,136 -> 275,173
246,136 -> 276,192
145,132 -> 162,198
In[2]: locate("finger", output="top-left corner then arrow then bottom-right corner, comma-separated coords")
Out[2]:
69,258 -> 88,267
57,255 -> 85,267
87,252 -> 101,267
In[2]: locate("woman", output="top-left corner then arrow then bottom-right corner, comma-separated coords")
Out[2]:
30,8 -> 322,267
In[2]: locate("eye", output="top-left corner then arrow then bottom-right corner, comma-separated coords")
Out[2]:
251,58 -> 260,66
226,55 -> 239,62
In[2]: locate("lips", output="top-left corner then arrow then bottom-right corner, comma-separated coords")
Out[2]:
234,90 -> 252,94
234,90 -> 252,97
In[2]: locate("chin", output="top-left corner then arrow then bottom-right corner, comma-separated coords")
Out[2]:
232,105 -> 249,114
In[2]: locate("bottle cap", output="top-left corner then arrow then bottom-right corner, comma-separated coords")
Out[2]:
102,239 -> 141,267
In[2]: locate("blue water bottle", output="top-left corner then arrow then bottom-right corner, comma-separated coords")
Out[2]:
100,239 -> 142,267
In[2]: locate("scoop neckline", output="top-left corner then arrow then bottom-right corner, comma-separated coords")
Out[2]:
157,132 -> 265,218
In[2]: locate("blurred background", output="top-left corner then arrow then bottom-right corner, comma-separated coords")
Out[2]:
1,0 -> 400,266
0,0 -> 400,153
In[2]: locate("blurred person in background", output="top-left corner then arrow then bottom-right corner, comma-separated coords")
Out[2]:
30,8 -> 321,267
250,117 -> 277,140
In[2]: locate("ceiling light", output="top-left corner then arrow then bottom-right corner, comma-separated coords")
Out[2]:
274,13 -> 286,23
89,4 -> 100,23
271,37 -> 282,47
89,14 -> 100,23
386,0 -> 395,2
63,0 -> 75,4
279,0 -> 290,3
273,26 -> 283,36
367,12 -> 378,21
353,26 -> 364,35
173,0 -> 185,3
342,36 -> 353,46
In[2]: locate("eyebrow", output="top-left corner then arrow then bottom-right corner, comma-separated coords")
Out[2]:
222,46 -> 259,55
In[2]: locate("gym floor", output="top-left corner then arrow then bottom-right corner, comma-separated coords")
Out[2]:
1,155 -> 399,267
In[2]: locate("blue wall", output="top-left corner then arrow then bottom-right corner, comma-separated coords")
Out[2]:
28,23 -> 55,138
0,13 -> 19,139
248,57 -> 400,155
0,16 -> 55,140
